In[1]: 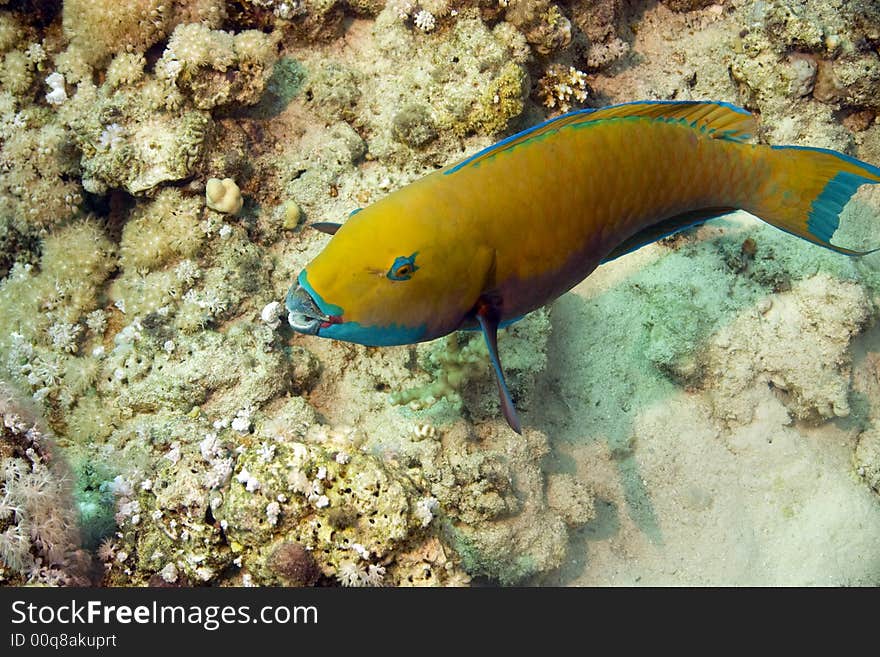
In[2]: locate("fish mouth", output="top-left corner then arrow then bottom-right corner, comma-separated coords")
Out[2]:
285,283 -> 340,335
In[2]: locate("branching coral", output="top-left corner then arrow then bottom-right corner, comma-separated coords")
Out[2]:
390,333 -> 488,410
536,64 -> 589,112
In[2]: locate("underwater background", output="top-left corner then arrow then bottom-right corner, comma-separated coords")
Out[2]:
1,0 -> 880,586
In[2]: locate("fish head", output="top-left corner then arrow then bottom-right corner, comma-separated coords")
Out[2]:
286,203 -> 494,346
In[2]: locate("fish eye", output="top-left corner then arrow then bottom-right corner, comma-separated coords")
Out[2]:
387,253 -> 419,281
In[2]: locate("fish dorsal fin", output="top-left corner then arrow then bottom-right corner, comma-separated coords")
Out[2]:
445,101 -> 757,175
585,100 -> 757,141
601,207 -> 736,263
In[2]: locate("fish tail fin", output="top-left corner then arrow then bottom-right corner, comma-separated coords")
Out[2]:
746,145 -> 880,255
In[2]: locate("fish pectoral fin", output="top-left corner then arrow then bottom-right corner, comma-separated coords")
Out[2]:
475,296 -> 522,434
311,222 -> 342,235
601,207 -> 736,263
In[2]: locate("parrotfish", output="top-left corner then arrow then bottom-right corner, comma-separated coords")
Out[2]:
286,100 -> 880,433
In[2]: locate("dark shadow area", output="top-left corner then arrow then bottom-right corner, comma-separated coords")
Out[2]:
529,204 -> 880,553
229,57 -> 306,120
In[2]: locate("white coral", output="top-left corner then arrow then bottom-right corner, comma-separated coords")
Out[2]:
44,72 -> 67,105
85,310 -> 107,335
97,123 -> 125,152
336,560 -> 364,587
231,406 -> 253,434
335,561 -> 385,587
199,433 -> 221,462
174,259 -> 201,287
236,467 -> 260,492
184,288 -> 229,317
261,301 -> 283,329
364,564 -> 385,586
415,496 -> 439,527
538,65 -> 589,112
289,469 -> 311,495
163,442 -> 181,465
258,442 -> 275,462
48,322 -> 81,353
203,458 -> 233,490
413,9 -> 436,32
265,501 -> 281,526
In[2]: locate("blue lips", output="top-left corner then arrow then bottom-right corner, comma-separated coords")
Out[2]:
287,270 -> 427,346
320,320 -> 427,346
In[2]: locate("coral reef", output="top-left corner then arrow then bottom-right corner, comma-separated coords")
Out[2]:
0,220 -> 116,417
568,0 -> 629,70
0,104 -> 83,233
412,422 -> 595,584
0,383 -> 91,584
156,23 -> 279,110
62,0 -> 226,68
729,0 -> 880,147
97,400 -> 471,586
504,0 -> 571,56
390,309 -> 551,425
705,273 -> 872,423
1,0 -> 880,588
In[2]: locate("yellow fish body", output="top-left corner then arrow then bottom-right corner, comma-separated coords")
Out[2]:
287,101 -> 880,432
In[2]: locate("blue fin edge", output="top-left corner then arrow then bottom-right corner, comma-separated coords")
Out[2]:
445,100 -> 754,176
